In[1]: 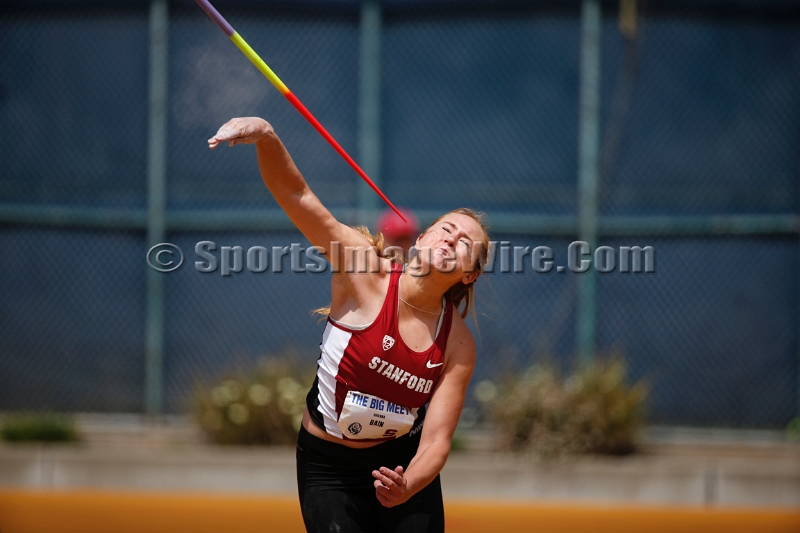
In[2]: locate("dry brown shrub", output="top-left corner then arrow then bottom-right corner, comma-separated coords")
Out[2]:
477,355 -> 648,458
192,357 -> 314,446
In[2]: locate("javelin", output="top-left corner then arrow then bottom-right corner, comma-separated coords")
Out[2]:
194,0 -> 406,223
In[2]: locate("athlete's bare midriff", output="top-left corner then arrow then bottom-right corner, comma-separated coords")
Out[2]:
302,407 -> 391,449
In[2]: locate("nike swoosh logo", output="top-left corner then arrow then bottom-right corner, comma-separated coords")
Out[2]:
426,361 -> 443,368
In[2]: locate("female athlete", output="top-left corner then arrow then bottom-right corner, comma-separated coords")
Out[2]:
208,117 -> 489,533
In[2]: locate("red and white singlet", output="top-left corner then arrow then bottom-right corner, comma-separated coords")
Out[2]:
306,263 -> 454,440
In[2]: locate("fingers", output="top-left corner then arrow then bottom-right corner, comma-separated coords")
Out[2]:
374,487 -> 392,507
372,466 -> 407,508
207,118 -> 271,150
373,480 -> 396,508
207,122 -> 242,150
372,466 -> 405,489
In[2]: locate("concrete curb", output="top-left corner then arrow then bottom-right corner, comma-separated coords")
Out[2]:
1,416 -> 797,507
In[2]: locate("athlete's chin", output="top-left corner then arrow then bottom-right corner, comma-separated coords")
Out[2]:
431,257 -> 458,274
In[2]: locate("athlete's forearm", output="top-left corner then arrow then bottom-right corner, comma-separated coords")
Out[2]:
403,439 -> 451,497
255,130 -> 311,204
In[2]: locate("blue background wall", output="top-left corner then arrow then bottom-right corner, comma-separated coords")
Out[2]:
1,0 -> 798,426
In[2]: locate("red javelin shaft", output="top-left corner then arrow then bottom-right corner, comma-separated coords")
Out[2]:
283,93 -> 406,222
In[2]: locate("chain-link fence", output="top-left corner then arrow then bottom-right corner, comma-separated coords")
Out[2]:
1,0 -> 798,427
0,9 -> 149,209
599,16 -> 799,216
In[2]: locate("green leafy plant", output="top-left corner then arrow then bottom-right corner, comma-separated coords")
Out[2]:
193,358 -> 314,446
476,356 -> 648,458
1,413 -> 80,443
787,417 -> 800,442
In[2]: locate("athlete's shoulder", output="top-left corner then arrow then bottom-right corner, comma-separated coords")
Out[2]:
330,256 -> 394,317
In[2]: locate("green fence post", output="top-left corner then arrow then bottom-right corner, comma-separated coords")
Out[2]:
145,0 -> 169,416
577,0 -> 602,365
357,0 -> 383,227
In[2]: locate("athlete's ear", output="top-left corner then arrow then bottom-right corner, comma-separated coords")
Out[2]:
461,271 -> 478,285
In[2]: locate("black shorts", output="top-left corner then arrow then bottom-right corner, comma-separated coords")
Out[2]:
296,425 -> 445,533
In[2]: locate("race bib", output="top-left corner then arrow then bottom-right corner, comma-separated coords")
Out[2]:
337,390 -> 418,440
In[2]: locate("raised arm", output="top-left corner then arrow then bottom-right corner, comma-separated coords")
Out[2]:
371,318 -> 477,507
208,117 -> 385,280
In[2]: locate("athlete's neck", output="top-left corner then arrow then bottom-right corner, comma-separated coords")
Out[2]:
399,272 -> 446,315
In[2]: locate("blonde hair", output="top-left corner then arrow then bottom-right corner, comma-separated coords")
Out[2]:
312,208 -> 490,326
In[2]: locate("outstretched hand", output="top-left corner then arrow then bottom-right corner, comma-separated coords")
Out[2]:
372,466 -> 409,508
208,117 -> 273,150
